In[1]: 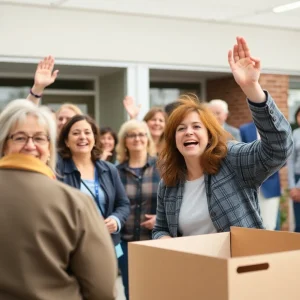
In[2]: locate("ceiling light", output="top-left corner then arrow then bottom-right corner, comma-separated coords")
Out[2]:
273,1 -> 300,13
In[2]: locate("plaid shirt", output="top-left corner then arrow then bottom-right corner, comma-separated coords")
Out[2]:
153,92 -> 293,239
117,156 -> 160,242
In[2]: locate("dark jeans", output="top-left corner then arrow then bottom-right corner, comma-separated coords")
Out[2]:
274,209 -> 280,230
294,174 -> 300,232
294,202 -> 300,232
118,240 -> 129,300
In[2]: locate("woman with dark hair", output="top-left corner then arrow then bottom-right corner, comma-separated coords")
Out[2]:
153,36 -> 293,240
56,114 -> 130,257
288,106 -> 300,231
100,127 -> 118,164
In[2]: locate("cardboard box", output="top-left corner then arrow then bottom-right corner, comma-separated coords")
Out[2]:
128,227 -> 300,300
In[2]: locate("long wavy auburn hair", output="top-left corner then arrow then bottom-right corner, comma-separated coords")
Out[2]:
158,94 -> 230,186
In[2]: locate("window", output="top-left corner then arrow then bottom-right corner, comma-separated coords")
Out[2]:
150,82 -> 201,107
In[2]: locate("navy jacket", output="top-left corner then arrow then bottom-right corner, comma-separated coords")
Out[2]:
240,121 -> 281,198
56,157 -> 130,246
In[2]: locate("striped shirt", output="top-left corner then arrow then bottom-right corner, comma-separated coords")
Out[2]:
117,156 -> 160,241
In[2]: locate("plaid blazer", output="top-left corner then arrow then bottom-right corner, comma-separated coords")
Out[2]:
117,156 -> 160,241
153,93 -> 293,239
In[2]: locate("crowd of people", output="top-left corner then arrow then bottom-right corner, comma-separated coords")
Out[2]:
0,36 -> 295,300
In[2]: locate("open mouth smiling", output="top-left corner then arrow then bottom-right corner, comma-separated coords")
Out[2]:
183,141 -> 199,147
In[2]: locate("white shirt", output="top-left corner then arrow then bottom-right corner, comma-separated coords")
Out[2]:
178,176 -> 216,236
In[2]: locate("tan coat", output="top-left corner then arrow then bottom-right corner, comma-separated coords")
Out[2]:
0,155 -> 117,300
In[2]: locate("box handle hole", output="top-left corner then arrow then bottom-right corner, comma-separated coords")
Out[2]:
237,263 -> 269,274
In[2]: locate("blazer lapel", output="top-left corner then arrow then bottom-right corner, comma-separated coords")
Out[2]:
97,167 -> 111,218
174,182 -> 184,237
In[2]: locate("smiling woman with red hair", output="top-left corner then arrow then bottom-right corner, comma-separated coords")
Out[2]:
153,36 -> 293,240
159,94 -> 229,187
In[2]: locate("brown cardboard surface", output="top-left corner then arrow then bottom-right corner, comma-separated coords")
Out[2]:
128,243 -> 228,300
231,226 -> 300,257
129,228 -> 300,300
228,250 -> 300,300
131,232 -> 230,258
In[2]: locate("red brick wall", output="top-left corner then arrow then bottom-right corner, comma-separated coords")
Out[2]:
206,74 -> 289,125
206,76 -> 250,127
206,74 -> 290,229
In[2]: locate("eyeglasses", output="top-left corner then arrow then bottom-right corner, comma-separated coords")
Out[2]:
126,132 -> 147,139
7,132 -> 50,146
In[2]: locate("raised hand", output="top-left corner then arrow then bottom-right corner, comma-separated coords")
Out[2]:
228,37 -> 265,103
33,55 -> 59,93
123,96 -> 141,119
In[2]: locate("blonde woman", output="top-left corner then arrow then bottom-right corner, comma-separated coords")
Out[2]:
55,103 -> 82,134
116,119 -> 160,300
123,96 -> 167,154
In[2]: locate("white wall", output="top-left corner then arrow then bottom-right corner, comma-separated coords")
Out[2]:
0,4 -> 300,74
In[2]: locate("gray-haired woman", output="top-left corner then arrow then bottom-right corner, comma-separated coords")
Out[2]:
0,99 -> 117,300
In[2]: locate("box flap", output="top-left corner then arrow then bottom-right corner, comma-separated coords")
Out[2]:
230,226 -> 300,257
131,232 -> 231,258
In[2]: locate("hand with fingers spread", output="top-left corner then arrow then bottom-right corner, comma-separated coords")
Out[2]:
140,214 -> 156,230
33,55 -> 59,92
123,96 -> 141,119
228,36 -> 266,103
27,55 -> 59,105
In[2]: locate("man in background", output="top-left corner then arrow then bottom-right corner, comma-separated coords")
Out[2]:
209,99 -> 241,142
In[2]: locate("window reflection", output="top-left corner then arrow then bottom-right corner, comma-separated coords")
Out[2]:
150,83 -> 201,107
150,88 -> 181,107
0,87 -> 29,111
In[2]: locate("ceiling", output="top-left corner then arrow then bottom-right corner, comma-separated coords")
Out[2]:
2,0 -> 300,30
